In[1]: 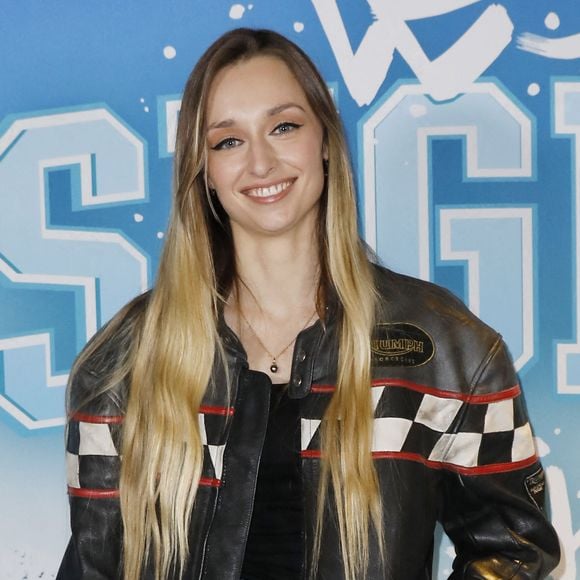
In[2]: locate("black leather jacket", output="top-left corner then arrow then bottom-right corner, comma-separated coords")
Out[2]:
58,266 -> 560,579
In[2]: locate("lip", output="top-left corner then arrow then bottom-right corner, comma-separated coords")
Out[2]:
239,178 -> 296,204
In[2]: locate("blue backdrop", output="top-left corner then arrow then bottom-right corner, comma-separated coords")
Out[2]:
1,1 -> 578,577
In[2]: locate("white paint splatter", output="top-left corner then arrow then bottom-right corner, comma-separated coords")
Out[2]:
229,4 -> 245,19
294,22 -> 305,33
157,231 -> 165,239
445,546 -> 455,558
139,97 -> 145,103
554,427 -> 561,435
577,490 -> 580,499
409,104 -> 427,118
163,45 -> 176,60
534,436 -> 550,457
527,83 -> 540,96
248,3 -> 253,9
545,12 -> 560,31
143,106 -> 150,113
134,213 -> 144,223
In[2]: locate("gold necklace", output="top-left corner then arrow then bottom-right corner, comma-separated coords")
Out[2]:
239,309 -> 317,373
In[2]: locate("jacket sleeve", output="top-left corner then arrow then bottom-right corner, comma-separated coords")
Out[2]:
57,367 -> 124,580
439,338 -> 560,579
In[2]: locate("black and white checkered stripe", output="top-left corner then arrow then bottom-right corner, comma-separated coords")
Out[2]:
66,406 -> 232,498
302,380 -> 536,475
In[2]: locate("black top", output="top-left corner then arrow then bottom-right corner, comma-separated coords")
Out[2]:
240,382 -> 304,580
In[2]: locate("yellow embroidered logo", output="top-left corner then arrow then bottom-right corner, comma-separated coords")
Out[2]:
371,323 -> 435,367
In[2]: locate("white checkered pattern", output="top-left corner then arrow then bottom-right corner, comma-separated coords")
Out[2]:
301,384 -> 536,473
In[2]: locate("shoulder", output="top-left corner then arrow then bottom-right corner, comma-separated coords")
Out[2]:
372,263 -> 492,335
67,291 -> 151,415
372,264 -> 469,315
370,264 -> 515,393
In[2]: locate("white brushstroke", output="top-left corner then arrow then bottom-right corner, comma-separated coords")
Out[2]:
313,0 -> 513,104
367,0 -> 483,21
517,33 -> 580,60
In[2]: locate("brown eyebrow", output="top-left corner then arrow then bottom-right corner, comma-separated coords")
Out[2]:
207,102 -> 306,131
207,118 -> 235,130
267,102 -> 306,116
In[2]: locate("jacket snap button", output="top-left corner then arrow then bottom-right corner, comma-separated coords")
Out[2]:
298,350 -> 306,362
294,377 -> 302,387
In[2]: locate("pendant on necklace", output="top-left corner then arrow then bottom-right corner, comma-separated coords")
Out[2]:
270,360 -> 278,373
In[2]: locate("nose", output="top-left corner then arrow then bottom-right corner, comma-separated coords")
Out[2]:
247,136 -> 276,178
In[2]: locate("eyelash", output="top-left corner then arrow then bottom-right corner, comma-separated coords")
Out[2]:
211,121 -> 303,151
211,137 -> 241,151
272,121 -> 302,134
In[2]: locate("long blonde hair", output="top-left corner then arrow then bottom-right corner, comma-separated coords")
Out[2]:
73,28 -> 382,579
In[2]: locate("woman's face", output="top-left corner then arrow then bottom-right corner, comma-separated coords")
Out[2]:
205,55 -> 327,240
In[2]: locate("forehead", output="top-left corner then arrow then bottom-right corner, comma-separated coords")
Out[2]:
205,55 -> 312,123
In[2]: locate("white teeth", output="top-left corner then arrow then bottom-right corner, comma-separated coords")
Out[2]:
245,180 -> 292,197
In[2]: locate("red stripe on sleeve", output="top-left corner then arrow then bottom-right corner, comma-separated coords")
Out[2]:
311,381 -> 521,403
199,477 -> 222,487
70,413 -> 123,424
199,405 -> 234,416
301,450 -> 538,475
69,478 -> 222,498
68,486 -> 120,499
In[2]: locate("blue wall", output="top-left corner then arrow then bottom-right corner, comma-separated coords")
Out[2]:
1,1 -> 578,577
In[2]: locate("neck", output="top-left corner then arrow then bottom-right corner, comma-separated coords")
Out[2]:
232,229 -> 320,317
224,226 -> 321,380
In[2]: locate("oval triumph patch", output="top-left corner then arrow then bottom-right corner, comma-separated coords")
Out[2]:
371,323 -> 435,367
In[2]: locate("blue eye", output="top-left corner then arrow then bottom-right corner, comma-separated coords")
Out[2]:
212,137 -> 242,150
273,122 -> 302,135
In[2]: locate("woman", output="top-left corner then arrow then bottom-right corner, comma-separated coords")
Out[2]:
58,28 -> 559,579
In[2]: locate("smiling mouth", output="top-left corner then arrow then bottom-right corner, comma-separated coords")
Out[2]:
242,179 -> 295,198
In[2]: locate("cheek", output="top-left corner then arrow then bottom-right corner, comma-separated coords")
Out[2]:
285,140 -> 324,174
207,156 -> 235,190
304,148 -> 325,181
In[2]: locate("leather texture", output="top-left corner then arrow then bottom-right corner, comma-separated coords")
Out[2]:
57,265 -> 560,579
